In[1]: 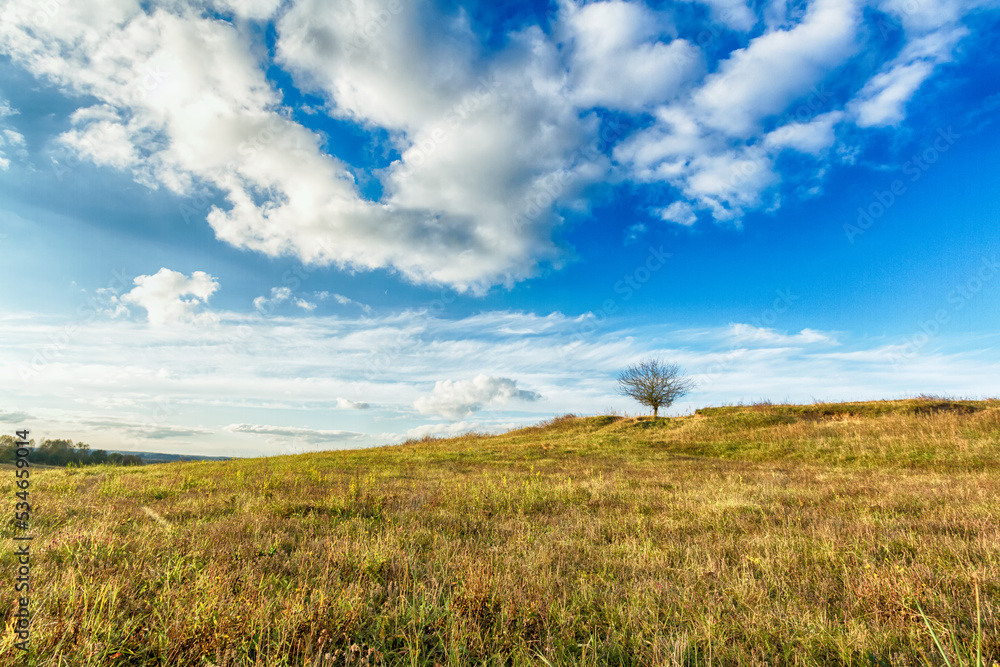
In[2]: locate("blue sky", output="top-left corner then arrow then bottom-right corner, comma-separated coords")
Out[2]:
1,0 -> 999,456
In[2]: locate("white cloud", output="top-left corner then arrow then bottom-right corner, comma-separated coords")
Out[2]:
657,201 -> 698,226
58,106 -> 139,169
616,108 -> 781,222
0,103 -> 26,169
609,0 -> 997,222
374,33 -> 604,290
212,0 -> 282,21
562,0 -> 702,110
0,98 -> 18,117
852,61 -> 935,127
275,0 -> 482,131
94,286 -> 131,318
764,111 -> 844,154
688,0 -> 758,31
414,374 -> 542,419
253,287 -> 292,313
3,129 -> 25,146
294,298 -> 316,311
121,268 -> 219,326
1,0 -> 997,279
693,0 -> 860,137
4,306 -> 1000,455
624,222 -> 646,244
328,293 -> 371,312
616,106 -> 708,176
728,323 -> 840,346
336,397 -> 370,410
850,27 -> 967,128
0,0 -> 617,292
873,0 -> 997,34
685,147 -> 779,220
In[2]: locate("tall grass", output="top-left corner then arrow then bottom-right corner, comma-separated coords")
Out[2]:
1,398 -> 998,665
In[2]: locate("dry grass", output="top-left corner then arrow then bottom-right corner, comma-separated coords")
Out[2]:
2,398 -> 999,666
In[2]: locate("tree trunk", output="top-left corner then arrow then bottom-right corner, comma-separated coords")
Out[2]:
653,406 -> 658,417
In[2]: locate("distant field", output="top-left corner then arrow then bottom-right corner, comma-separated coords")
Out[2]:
2,398 -> 998,666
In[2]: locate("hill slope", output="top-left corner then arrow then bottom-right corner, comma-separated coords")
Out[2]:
2,398 -> 998,665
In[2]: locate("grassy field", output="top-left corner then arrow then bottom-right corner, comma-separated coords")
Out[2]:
2,398 -> 999,666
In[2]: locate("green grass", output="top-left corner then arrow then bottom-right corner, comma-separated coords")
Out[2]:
2,398 -> 999,666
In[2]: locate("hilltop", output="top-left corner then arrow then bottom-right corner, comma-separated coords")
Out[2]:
2,398 -> 997,665
395,396 -> 1000,471
102,450 -> 239,464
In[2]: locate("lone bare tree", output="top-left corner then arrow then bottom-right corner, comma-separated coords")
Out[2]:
616,359 -> 695,417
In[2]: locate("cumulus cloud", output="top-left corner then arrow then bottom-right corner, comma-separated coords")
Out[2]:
764,112 -> 844,154
1,0 -> 997,284
684,147 -> 779,220
693,0 -> 860,137
414,374 -> 542,419
561,0 -> 702,110
274,0 -> 483,131
6,0 -> 620,292
276,0 -> 608,290
615,0 -> 863,221
58,106 -> 139,170
121,268 -> 219,326
616,105 -> 780,222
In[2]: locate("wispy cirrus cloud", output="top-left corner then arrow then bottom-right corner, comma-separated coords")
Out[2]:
224,424 -> 367,445
4,293 -> 999,456
728,323 -> 841,346
82,419 -> 213,440
0,97 -> 25,170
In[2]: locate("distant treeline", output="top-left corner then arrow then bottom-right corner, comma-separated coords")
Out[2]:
0,436 -> 143,467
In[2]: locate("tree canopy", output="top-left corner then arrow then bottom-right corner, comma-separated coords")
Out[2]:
0,435 -> 140,467
616,359 -> 695,417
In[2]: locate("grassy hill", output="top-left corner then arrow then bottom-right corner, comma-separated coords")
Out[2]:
2,398 -> 998,666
